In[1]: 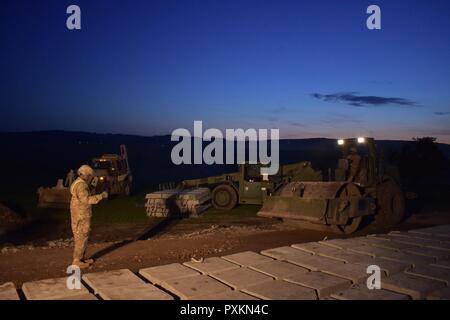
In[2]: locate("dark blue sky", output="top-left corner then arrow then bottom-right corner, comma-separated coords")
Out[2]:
1,0 -> 450,142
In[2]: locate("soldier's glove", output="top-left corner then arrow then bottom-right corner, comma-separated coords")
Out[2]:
101,191 -> 109,199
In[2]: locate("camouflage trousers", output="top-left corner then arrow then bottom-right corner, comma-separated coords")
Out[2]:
71,212 -> 91,261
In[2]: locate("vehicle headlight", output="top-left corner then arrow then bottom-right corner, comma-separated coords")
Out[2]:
337,139 -> 345,145
357,137 -> 365,143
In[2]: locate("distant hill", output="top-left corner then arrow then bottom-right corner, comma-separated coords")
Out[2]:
0,131 -> 449,194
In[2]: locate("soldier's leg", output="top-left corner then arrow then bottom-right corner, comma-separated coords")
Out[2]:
72,216 -> 91,263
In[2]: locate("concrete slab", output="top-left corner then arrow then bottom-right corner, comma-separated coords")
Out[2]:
404,246 -> 449,260
263,248 -> 367,283
22,277 -> 91,300
292,242 -> 343,256
331,285 -> 409,300
261,246 -> 346,272
353,257 -> 411,276
285,271 -> 351,298
393,230 -> 450,243
319,237 -> 369,250
242,279 -> 317,300
261,246 -> 313,261
315,250 -> 378,265
431,259 -> 450,270
59,294 -> 98,300
0,282 -> 20,300
427,287 -> 450,300
249,260 -> 309,279
222,251 -> 274,267
210,267 -> 274,290
139,263 -> 200,285
348,245 -> 432,267
82,269 -> 144,294
317,262 -> 370,284
97,283 -> 174,300
183,257 -> 240,275
194,290 -> 259,300
381,272 -> 446,300
160,274 -> 231,300
406,264 -> 450,285
387,233 -> 450,250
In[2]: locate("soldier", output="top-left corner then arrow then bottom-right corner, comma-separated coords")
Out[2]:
70,165 -> 108,268
347,147 -> 361,182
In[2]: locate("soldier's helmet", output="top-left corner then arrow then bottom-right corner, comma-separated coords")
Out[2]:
77,165 -> 95,177
349,147 -> 358,154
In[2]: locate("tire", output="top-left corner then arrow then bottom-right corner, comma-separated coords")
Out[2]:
331,183 -> 363,234
212,184 -> 238,210
375,179 -> 405,228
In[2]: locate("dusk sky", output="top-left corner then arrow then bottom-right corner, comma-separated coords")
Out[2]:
1,0 -> 450,143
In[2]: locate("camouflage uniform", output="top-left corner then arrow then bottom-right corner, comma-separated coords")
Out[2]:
70,177 -> 103,262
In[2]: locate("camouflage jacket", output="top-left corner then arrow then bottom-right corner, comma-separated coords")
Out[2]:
70,177 -> 103,216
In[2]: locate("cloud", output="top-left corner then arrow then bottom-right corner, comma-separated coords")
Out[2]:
311,92 -> 417,107
287,121 -> 305,127
435,111 -> 450,116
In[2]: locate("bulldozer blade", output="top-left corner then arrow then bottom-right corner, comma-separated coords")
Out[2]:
37,187 -> 71,209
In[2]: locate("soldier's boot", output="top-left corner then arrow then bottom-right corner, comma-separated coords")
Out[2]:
72,259 -> 91,269
82,258 -> 94,265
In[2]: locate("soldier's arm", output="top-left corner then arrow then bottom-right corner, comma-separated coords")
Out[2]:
75,183 -> 103,205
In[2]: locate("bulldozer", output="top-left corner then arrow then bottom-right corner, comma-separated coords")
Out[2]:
37,145 -> 132,209
257,137 -> 405,233
178,161 -> 322,210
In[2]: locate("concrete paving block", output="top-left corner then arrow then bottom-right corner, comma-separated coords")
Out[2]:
97,283 -> 174,300
354,257 -> 411,276
242,279 -> 317,300
249,260 -> 309,279
369,239 -> 421,252
317,262 -> 370,284
292,242 -> 343,256
160,274 -> 232,300
59,294 -> 98,300
0,282 -> 20,300
431,259 -> 450,270
387,232 -> 450,250
406,264 -> 450,285
184,257 -> 241,275
211,267 -> 274,289
194,290 -> 259,300
331,285 -> 409,300
262,246 -> 345,272
22,277 -> 91,300
284,271 -> 351,298
409,226 -> 450,238
381,272 -> 446,300
139,263 -> 200,285
222,251 -> 274,267
404,246 -> 449,260
427,287 -> 450,300
395,230 -> 450,243
348,245 -> 432,267
261,246 -> 313,261
316,250 -> 377,265
319,237 -> 369,250
82,269 -> 144,294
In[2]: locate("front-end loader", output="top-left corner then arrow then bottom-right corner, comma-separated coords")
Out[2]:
257,137 -> 405,233
37,144 -> 132,208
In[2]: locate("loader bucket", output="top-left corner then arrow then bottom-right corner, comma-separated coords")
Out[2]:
37,184 -> 71,209
257,181 -> 372,233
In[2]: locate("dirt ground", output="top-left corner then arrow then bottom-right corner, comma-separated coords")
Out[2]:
1,210 -> 448,287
